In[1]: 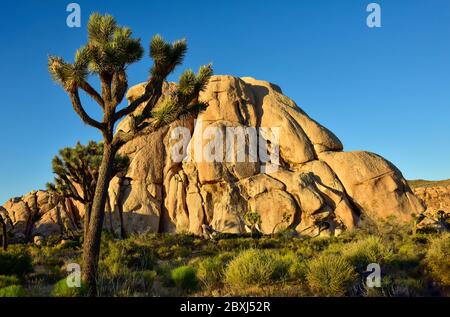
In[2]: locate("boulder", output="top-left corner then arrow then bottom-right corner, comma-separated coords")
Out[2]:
101,75 -> 424,237
2,75 -> 426,239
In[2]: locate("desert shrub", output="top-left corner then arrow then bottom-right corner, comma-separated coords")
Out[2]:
138,270 -> 157,289
224,249 -> 290,288
341,236 -> 392,269
286,256 -> 307,281
171,266 -> 198,290
56,239 -> 81,250
0,249 -> 33,276
425,233 -> 450,286
0,275 -> 20,289
52,278 -> 87,297
217,238 -> 255,252
306,254 -> 357,296
100,239 -> 155,276
0,285 -> 26,297
196,252 -> 234,288
98,269 -> 157,296
388,240 -> 422,274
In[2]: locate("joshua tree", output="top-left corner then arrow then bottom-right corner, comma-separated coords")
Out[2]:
48,13 -> 212,295
47,141 -> 128,241
245,212 -> 262,236
0,215 -> 7,251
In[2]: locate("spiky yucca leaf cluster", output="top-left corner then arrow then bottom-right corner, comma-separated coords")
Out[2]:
152,64 -> 213,127
47,141 -> 129,203
149,35 -> 187,81
87,13 -> 143,74
48,13 -> 143,92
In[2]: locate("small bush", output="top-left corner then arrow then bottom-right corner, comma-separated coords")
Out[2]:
287,259 -> 307,281
341,236 -> 392,269
171,266 -> 198,291
52,278 -> 87,297
0,285 -> 26,297
0,275 -> 20,288
224,249 -> 290,288
56,239 -> 81,250
197,252 -> 234,288
425,233 -> 450,286
100,240 -> 155,276
306,254 -> 357,296
0,249 -> 33,276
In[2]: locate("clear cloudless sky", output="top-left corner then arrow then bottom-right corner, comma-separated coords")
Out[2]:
0,0 -> 449,204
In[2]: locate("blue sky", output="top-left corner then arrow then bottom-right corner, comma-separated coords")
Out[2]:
1,0 -> 449,204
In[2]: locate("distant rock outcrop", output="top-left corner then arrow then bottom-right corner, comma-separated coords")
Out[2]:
413,184 -> 450,212
0,191 -> 82,242
412,183 -> 450,231
1,75 -> 426,240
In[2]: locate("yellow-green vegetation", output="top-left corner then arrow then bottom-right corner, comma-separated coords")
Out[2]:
408,179 -> 450,189
306,254 -> 357,296
0,221 -> 448,297
425,233 -> 450,286
0,248 -> 33,276
0,285 -> 26,297
171,266 -> 198,290
52,278 -> 87,297
341,236 -> 393,268
0,275 -> 20,289
224,249 -> 291,288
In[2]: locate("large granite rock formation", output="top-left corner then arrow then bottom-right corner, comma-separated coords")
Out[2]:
1,75 -> 426,240
104,75 -> 424,237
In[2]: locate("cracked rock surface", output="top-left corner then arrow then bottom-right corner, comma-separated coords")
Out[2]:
1,75 -> 426,240
104,75 -> 425,237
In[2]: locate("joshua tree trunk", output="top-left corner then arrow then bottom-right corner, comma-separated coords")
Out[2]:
82,142 -> 116,295
49,14 -> 212,296
83,201 -> 92,242
0,216 -> 7,251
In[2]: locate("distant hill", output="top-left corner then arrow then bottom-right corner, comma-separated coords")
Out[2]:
408,179 -> 450,189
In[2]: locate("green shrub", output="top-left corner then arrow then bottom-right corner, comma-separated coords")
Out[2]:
0,249 -> 33,276
52,278 -> 87,297
0,275 -> 20,289
425,233 -> 450,286
0,285 -> 26,297
99,270 -> 157,296
341,236 -> 392,269
171,266 -> 198,291
197,252 -> 234,288
224,249 -> 290,288
100,240 -> 155,276
287,258 -> 307,281
56,239 -> 81,250
306,254 -> 357,296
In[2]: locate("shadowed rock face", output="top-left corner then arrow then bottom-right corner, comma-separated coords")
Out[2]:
104,75 -> 425,237
1,75 -> 425,240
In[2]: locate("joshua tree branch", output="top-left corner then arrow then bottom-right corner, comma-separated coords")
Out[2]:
69,89 -> 105,131
79,80 -> 105,109
113,77 -> 163,122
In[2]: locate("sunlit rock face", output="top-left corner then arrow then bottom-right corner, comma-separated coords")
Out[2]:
103,75 -> 425,237
0,75 -> 425,240
1,191 -> 82,242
